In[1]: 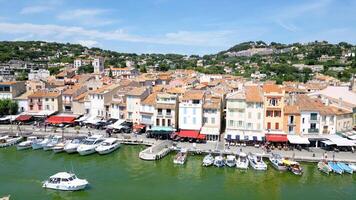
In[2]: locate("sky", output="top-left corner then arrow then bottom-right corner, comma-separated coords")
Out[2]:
0,0 -> 355,55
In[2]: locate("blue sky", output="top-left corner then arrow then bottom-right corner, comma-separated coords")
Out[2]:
0,0 -> 355,55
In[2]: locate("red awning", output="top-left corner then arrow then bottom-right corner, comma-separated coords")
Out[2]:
15,115 -> 32,122
133,124 -> 146,129
266,134 -> 288,142
46,116 -> 76,124
178,130 -> 205,140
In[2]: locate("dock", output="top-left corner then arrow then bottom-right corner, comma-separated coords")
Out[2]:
139,140 -> 172,161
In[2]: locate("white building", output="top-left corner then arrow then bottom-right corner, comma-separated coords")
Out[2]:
153,93 -> 179,131
201,96 -> 222,141
140,93 -> 156,127
92,57 -> 104,74
126,87 -> 150,124
28,69 -> 50,81
178,90 -> 205,131
74,59 -> 82,68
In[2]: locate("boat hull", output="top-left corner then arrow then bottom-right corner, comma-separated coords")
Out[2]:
96,144 -> 120,155
42,182 -> 88,191
78,148 -> 96,156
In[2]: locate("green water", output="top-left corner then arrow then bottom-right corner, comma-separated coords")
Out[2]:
0,145 -> 355,200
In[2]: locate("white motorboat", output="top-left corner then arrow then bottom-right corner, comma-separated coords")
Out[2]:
236,152 -> 249,169
225,155 -> 236,167
348,163 -> 356,172
173,149 -> 188,165
77,135 -> 104,156
269,153 -> 287,171
32,136 -> 52,150
248,153 -> 267,171
17,136 -> 38,150
53,140 -> 70,153
214,155 -> 225,167
64,138 -> 83,153
42,172 -> 89,191
202,154 -> 214,167
95,138 -> 121,155
0,135 -> 23,148
43,136 -> 62,151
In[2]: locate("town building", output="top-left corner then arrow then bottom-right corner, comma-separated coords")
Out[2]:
153,93 -> 179,131
0,81 -> 26,99
92,57 -> 104,74
27,90 -> 62,115
126,87 -> 150,124
178,90 -> 205,131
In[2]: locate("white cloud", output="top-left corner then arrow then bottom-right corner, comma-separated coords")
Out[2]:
276,20 -> 298,32
77,40 -> 99,48
57,9 -> 115,26
20,5 -> 52,14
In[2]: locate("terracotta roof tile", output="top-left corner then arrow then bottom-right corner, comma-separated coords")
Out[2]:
245,86 -> 263,102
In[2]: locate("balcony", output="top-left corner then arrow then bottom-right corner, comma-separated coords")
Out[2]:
308,128 -> 319,133
287,121 -> 296,126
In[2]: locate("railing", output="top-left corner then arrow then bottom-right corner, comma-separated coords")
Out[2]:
308,128 -> 319,133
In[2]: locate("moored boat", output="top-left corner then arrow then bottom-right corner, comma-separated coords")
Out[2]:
317,160 -> 332,175
0,135 -> 23,148
202,154 -> 214,167
64,138 -> 84,153
42,172 -> 89,191
328,161 -> 343,175
43,136 -> 62,151
269,153 -> 287,171
32,136 -> 51,150
52,140 -> 70,153
236,152 -> 249,169
248,153 -> 267,171
225,155 -> 236,167
17,136 -> 37,150
214,155 -> 225,167
77,135 -> 104,156
173,149 -> 188,165
348,163 -> 356,172
95,138 -> 121,155
337,162 -> 353,174
283,159 -> 303,175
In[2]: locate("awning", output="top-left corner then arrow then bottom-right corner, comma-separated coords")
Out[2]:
321,140 -> 335,146
15,115 -> 33,122
133,124 -> 146,129
327,135 -> 355,147
46,115 -> 76,124
287,135 -> 310,144
151,126 -> 173,132
75,115 -> 89,122
178,130 -> 205,140
200,126 -> 219,135
266,134 -> 288,142
84,116 -> 102,124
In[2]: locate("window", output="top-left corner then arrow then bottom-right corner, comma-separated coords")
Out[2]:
256,103 -> 262,108
269,98 -> 278,106
52,98 -> 54,101
184,108 -> 187,114
310,113 -> 317,121
167,119 -> 171,126
267,122 -> 271,129
257,123 -> 261,130
192,108 -> 196,115
302,118 -> 305,124
322,116 -> 326,122
247,103 -> 253,108
192,117 -> 196,124
30,105 -> 33,110
247,123 -> 252,129
45,98 -> 49,101
275,123 -> 279,130
238,121 -> 243,127
46,105 -> 49,110
183,117 -> 187,124
166,109 -> 171,115
162,119 -> 165,126
266,110 -> 273,117
274,111 -> 281,117
229,120 -> 234,127
203,117 -> 207,123
156,119 -> 160,126
248,112 -> 252,119
211,117 -> 215,124
310,123 -> 316,130
192,100 -> 200,104
158,109 -> 162,115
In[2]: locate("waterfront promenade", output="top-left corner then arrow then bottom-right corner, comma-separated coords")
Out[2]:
1,124 -> 355,163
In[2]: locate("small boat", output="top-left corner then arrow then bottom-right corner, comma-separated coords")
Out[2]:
213,155 -> 225,167
17,136 -> 38,150
236,152 -> 249,169
32,136 -> 52,150
283,159 -> 303,175
53,140 -> 70,153
0,195 -> 10,200
317,160 -> 332,175
348,163 -> 356,172
173,149 -> 188,165
225,155 -> 236,167
328,162 -> 343,175
43,136 -> 62,151
95,138 -> 121,155
77,135 -> 104,156
64,138 -> 83,153
248,153 -> 267,171
337,162 -> 353,174
269,153 -> 287,171
42,172 -> 89,191
0,135 -> 23,148
202,154 -> 214,167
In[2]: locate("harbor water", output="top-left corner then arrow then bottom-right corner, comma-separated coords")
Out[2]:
0,145 -> 355,200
